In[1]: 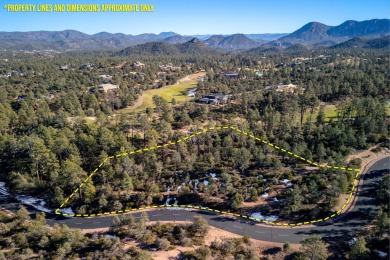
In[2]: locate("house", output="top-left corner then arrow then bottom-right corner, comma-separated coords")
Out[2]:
291,62 -> 303,67
265,83 -> 304,94
136,72 -> 146,79
255,71 -> 263,77
99,74 -> 112,80
222,71 -> 240,80
197,98 -> 215,104
195,93 -> 228,105
80,63 -> 94,70
158,72 -> 167,79
9,70 -> 23,76
15,95 -> 26,101
98,83 -> 119,92
133,61 -> 145,68
159,64 -> 177,72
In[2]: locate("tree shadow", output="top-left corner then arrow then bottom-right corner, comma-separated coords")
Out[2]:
210,216 -> 235,222
263,246 -> 282,255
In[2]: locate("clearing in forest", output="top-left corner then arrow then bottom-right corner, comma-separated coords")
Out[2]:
303,105 -> 337,122
121,71 -> 205,113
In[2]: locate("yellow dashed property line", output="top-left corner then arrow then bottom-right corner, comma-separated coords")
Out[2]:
55,126 -> 361,226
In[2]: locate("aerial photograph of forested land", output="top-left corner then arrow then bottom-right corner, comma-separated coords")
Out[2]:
0,0 -> 389,259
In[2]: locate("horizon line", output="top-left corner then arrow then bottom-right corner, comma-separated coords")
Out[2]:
0,29 -> 291,36
0,17 -> 388,36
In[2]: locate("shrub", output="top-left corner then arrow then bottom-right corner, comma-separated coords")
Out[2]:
155,237 -> 171,251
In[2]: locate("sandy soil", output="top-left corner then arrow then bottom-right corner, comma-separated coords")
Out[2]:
150,223 -> 301,259
176,72 -> 205,84
84,221 -> 301,259
82,227 -> 110,234
67,116 -> 96,122
177,75 -> 191,83
122,95 -> 144,111
346,144 -> 387,164
112,62 -> 127,69
0,206 -> 14,217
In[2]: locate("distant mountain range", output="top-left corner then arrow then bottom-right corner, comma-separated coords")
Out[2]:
329,36 -> 390,49
271,19 -> 389,47
0,30 -> 285,51
204,34 -> 265,51
117,38 -> 219,56
0,18 -> 388,52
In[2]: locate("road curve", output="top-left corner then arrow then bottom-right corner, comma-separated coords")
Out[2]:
1,157 -> 389,243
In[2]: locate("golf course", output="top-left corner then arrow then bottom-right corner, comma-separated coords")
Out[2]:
121,71 -> 205,113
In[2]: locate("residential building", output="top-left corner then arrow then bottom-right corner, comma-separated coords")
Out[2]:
221,71 -> 243,80
99,74 -> 112,80
133,61 -> 146,67
98,83 -> 119,92
195,93 -> 228,105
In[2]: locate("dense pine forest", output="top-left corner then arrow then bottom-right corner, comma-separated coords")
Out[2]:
0,50 -> 388,214
0,48 -> 389,258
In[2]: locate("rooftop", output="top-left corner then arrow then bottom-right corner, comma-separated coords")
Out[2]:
98,83 -> 119,92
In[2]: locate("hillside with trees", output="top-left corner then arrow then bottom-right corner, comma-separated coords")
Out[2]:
0,49 -> 388,222
0,36 -> 388,259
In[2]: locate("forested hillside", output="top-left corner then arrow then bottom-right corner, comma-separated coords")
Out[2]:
0,50 -> 388,218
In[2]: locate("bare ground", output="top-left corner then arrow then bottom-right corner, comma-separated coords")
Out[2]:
84,221 -> 301,259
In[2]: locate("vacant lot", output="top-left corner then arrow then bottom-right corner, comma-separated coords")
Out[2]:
121,71 -> 205,113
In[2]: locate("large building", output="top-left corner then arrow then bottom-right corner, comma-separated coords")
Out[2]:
98,83 -> 119,92
265,83 -> 304,94
195,93 -> 228,105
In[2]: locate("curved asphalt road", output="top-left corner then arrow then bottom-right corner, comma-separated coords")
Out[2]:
1,157 -> 389,243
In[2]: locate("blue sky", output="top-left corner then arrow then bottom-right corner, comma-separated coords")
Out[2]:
1,0 -> 389,34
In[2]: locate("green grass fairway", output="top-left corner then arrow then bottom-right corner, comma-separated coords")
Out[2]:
121,72 -> 205,114
304,105 -> 337,122
305,103 -> 390,123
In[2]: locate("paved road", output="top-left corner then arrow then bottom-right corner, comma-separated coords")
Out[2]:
1,157 -> 388,243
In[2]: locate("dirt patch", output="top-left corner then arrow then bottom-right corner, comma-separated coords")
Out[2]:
177,75 -> 191,83
122,95 -> 144,112
82,221 -> 301,258
144,222 -> 300,259
333,194 -> 350,211
81,227 -> 110,234
346,145 -> 387,164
